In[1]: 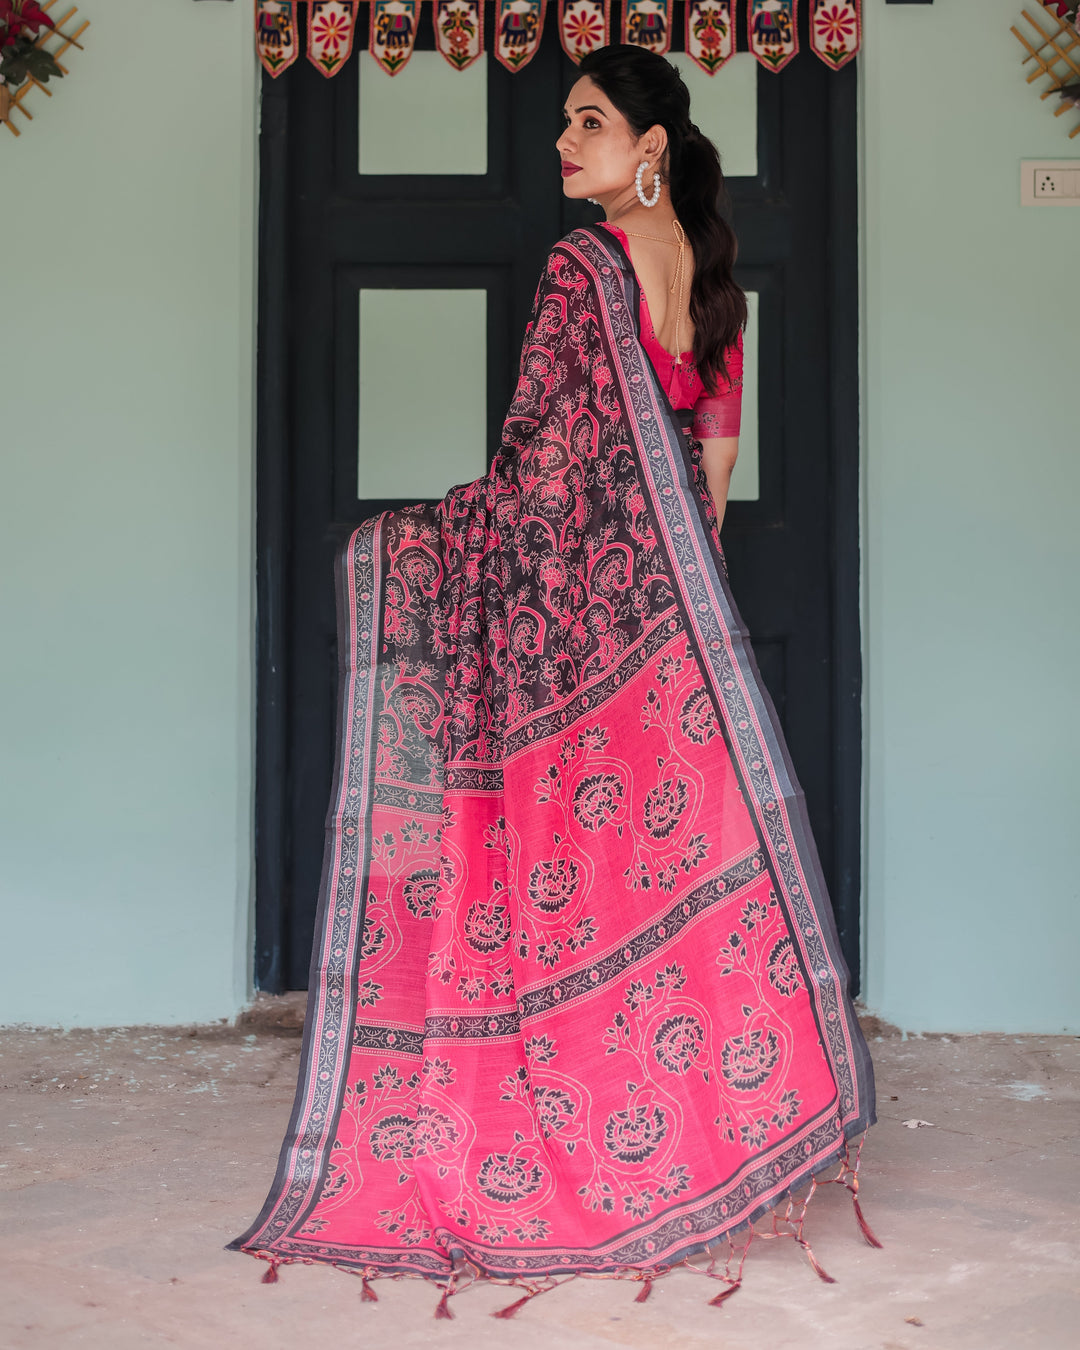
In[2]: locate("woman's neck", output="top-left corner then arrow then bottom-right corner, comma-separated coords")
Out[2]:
602,187 -> 678,237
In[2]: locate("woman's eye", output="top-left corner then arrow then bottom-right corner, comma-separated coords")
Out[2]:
584,118 -> 600,130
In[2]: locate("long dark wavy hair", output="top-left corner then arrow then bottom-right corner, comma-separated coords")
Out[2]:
577,44 -> 747,395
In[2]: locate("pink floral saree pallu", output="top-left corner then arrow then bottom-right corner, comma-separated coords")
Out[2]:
232,227 -> 877,1304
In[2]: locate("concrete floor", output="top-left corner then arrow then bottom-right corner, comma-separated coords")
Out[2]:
2,1000 -> 1077,1350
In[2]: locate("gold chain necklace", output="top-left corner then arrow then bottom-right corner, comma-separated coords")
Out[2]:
618,218 -> 689,366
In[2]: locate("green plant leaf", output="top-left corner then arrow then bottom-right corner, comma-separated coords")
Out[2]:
1,55 -> 29,87
25,48 -> 64,82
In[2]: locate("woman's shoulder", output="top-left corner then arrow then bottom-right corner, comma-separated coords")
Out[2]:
549,223 -> 629,266
531,228 -> 629,301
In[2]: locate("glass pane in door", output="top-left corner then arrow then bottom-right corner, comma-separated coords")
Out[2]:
358,288 -> 488,500
669,53 -> 757,179
359,52 -> 488,176
728,290 -> 759,502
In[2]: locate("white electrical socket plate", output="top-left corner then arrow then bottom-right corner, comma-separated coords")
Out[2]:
1020,159 -> 1080,206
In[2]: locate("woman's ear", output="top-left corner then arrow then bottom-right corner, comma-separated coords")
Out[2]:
643,125 -> 668,167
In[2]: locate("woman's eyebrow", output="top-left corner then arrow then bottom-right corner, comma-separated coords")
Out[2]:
563,105 -> 608,117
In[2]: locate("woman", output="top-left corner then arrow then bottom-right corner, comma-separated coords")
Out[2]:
231,45 -> 877,1315
562,47 -> 745,536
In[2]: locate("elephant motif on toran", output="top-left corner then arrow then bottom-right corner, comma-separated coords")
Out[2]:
377,10 -> 415,47
627,9 -> 668,50
752,4 -> 793,49
501,9 -> 539,48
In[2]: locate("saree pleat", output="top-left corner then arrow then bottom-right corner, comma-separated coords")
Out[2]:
231,226 -> 875,1285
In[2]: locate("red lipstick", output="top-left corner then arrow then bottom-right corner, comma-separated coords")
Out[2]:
561,163 -> 582,178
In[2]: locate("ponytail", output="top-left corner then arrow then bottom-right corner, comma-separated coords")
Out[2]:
671,125 -> 747,395
577,46 -> 748,396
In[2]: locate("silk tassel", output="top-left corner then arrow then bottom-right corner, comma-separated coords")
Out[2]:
797,1237 -> 836,1284
492,1293 -> 534,1318
492,1277 -> 567,1318
707,1280 -> 741,1307
853,1196 -> 883,1248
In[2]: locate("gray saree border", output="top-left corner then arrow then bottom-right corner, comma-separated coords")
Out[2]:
229,521 -> 384,1253
263,1109 -> 852,1276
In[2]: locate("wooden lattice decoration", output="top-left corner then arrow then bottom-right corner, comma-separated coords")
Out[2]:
1012,2 -> 1080,139
0,1 -> 88,139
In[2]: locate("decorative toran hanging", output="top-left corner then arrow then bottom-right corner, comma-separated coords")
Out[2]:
686,0 -> 736,74
436,0 -> 484,69
495,0 -> 546,71
371,0 -> 419,72
254,0 -> 861,77
559,0 -> 608,62
310,0 -> 359,75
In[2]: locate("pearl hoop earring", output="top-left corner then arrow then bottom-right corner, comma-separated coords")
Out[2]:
635,160 -> 661,208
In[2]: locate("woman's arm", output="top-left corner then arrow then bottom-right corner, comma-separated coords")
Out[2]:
698,436 -> 739,531
690,335 -> 743,532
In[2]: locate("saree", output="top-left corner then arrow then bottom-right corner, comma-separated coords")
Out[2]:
231,225 -> 877,1305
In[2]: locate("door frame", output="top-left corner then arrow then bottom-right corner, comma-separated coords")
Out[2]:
252,52 -> 863,996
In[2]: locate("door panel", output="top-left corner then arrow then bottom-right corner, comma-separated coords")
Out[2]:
255,3 -> 861,994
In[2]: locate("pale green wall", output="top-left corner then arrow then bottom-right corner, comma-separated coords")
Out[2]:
0,1 -> 256,1024
861,0 -> 1080,1031
1,2 -> 1075,1033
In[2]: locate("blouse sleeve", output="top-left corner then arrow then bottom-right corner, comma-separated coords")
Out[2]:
691,331 -> 744,440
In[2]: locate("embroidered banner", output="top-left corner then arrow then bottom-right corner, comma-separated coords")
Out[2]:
307,0 -> 358,78
747,0 -> 798,72
255,0 -> 299,78
558,0 -> 609,63
435,0 -> 484,70
370,0 -> 419,75
809,0 -> 860,70
622,0 -> 673,54
685,0 -> 735,74
250,0 -> 864,78
496,0 -> 546,72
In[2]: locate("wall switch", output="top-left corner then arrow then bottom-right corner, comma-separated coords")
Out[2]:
1021,160 -> 1080,205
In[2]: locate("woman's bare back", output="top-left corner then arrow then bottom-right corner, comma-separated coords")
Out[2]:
618,225 -> 695,359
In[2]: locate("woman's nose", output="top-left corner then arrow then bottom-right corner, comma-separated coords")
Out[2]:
556,128 -> 575,155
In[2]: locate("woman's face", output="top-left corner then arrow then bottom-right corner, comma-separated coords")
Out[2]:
556,77 -> 663,202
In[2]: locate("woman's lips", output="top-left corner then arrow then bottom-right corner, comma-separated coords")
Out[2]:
561,163 -> 582,178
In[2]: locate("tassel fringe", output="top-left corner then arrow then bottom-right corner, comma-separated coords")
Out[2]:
853,1197 -> 883,1249
492,1276 -> 566,1318
492,1294 -> 533,1319
707,1281 -> 741,1307
244,1136 -> 880,1315
797,1237 -> 836,1284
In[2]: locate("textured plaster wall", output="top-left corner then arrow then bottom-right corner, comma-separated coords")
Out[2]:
1,0 -> 1075,1033
861,0 -> 1080,1031
0,0 -> 257,1025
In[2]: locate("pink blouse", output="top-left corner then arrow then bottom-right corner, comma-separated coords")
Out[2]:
601,222 -> 743,440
